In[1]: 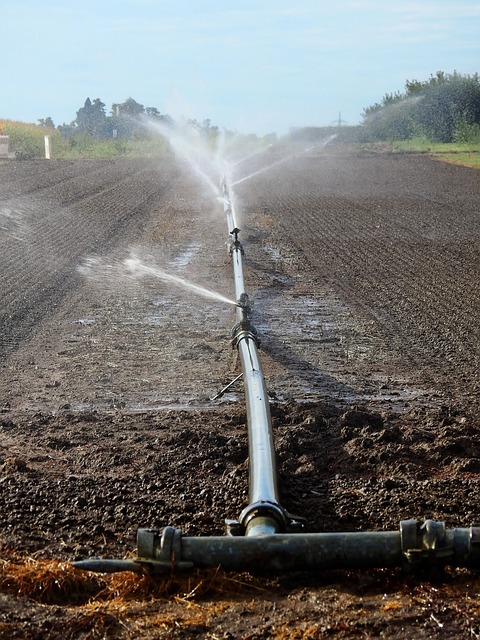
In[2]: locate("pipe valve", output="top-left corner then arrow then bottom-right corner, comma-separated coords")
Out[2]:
237,292 -> 252,316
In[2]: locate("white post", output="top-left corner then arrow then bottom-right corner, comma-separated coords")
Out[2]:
44,135 -> 52,159
0,135 -> 9,158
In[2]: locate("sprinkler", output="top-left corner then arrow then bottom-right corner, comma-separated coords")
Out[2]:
73,178 -> 480,576
231,227 -> 241,242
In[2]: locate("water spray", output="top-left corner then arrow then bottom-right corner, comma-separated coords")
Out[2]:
231,135 -> 337,187
125,256 -> 237,307
72,140 -> 480,577
144,117 -> 221,196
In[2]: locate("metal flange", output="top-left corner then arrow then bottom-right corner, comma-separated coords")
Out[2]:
135,527 -> 193,572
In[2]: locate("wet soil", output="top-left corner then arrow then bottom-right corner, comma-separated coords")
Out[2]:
0,146 -> 479,638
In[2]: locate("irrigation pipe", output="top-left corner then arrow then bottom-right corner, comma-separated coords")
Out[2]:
73,178 -> 480,576
75,521 -> 480,574
223,180 -> 301,537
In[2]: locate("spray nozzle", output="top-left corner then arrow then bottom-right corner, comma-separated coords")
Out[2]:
236,293 -> 252,314
230,227 -> 241,243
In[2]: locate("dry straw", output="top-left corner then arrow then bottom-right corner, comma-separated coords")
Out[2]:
0,548 -> 268,637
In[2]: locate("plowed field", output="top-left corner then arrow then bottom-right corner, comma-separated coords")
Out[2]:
1,146 -> 479,638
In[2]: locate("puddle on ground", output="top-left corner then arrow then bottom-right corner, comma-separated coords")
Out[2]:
57,242 -> 439,415
250,248 -> 436,411
168,243 -> 202,269
71,317 -> 97,326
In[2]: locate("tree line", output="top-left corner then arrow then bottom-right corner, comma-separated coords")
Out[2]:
361,71 -> 480,142
38,70 -> 480,145
39,97 -> 219,140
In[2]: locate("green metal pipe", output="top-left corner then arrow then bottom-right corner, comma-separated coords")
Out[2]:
72,521 -> 480,575
179,531 -> 401,572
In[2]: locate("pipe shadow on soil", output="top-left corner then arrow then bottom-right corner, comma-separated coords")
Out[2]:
243,253 -> 355,402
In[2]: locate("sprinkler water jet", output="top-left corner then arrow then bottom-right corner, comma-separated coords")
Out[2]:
125,257 -> 237,307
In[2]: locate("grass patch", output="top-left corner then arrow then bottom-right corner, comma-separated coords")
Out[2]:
432,151 -> 480,168
54,135 -> 169,159
392,136 -> 480,168
0,119 -> 169,159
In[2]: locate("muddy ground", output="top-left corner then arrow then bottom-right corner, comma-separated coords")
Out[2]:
0,144 -> 479,638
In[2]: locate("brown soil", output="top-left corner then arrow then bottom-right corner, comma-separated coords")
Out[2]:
0,145 -> 479,638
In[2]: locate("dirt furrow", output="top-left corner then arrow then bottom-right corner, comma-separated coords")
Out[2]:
1,150 -> 480,639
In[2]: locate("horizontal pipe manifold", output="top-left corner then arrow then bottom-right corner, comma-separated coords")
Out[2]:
73,520 -> 480,575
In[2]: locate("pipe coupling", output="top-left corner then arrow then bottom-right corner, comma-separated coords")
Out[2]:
231,293 -> 259,348
232,501 -> 307,536
400,519 -> 480,571
231,327 -> 259,350
135,526 -> 193,573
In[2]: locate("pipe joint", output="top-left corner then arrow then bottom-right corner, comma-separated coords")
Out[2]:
234,501 -> 307,536
135,526 -> 193,573
231,327 -> 259,350
399,519 -> 478,570
232,294 -> 255,332
231,296 -> 259,348
401,519 -> 449,567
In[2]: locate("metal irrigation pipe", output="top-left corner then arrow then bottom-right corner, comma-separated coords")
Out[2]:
74,520 -> 480,574
223,179 -> 304,537
72,178 -> 480,576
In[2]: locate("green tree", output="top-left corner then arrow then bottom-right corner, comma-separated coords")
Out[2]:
111,97 -> 146,138
38,117 -> 55,129
362,71 -> 480,142
145,106 -> 161,118
112,97 -> 145,118
75,98 -> 108,137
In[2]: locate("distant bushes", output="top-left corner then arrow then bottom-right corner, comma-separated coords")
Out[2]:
0,119 -> 171,159
54,133 -> 169,159
5,71 -> 480,160
361,71 -> 480,143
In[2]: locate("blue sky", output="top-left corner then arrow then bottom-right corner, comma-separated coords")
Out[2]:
2,0 -> 480,135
